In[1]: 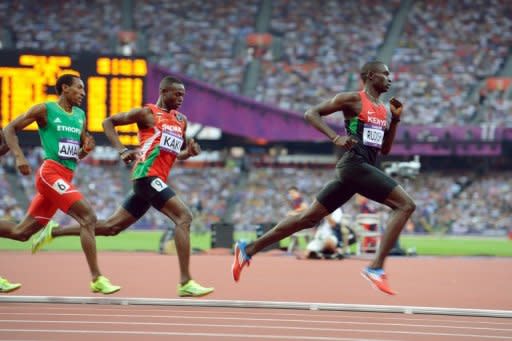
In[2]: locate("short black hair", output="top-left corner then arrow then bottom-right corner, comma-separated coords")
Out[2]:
55,74 -> 79,95
159,76 -> 183,89
288,186 -> 299,192
360,61 -> 385,83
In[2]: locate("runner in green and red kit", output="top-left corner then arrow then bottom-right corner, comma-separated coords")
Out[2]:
0,74 -> 120,294
33,76 -> 214,297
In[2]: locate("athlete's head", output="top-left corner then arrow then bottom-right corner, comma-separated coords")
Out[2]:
159,76 -> 185,110
288,186 -> 301,200
360,61 -> 391,93
56,74 -> 85,106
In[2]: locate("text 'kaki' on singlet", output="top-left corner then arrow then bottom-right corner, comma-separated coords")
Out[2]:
132,104 -> 187,181
342,91 -> 389,165
39,102 -> 85,171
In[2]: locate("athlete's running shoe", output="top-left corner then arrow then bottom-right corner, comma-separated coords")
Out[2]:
32,220 -> 59,254
232,241 -> 251,282
361,267 -> 396,295
90,276 -> 121,295
0,277 -> 21,293
177,280 -> 214,297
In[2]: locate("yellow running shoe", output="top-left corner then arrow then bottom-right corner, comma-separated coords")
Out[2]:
90,276 -> 121,295
177,280 -> 214,297
0,277 -> 21,293
32,220 -> 59,254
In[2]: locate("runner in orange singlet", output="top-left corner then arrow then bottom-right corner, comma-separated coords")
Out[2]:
33,76 -> 213,297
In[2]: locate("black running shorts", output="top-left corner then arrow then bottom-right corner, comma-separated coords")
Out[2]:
122,176 -> 176,219
316,155 -> 397,213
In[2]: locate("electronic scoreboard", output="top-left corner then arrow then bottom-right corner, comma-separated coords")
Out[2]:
0,51 -> 147,145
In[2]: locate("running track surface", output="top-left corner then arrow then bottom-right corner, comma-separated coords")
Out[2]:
1,251 -> 511,340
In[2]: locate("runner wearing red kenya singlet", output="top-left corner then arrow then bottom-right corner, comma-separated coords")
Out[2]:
232,61 -> 416,296
0,74 -> 120,295
32,76 -> 214,297
132,103 -> 187,182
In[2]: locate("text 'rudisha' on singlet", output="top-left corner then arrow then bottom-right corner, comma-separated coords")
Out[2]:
132,104 -> 187,181
341,91 -> 389,165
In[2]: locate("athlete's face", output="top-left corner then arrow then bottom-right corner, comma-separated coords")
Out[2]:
63,77 -> 85,106
161,83 -> 185,110
288,189 -> 300,200
368,64 -> 392,93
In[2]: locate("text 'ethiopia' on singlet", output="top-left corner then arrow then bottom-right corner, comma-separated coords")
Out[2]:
132,104 -> 187,181
340,91 -> 389,166
39,102 -> 85,171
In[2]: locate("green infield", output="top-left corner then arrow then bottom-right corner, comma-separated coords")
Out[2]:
0,231 -> 510,257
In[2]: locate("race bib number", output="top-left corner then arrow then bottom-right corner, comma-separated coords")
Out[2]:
159,131 -> 183,154
52,179 -> 70,194
58,139 -> 80,160
363,124 -> 385,148
150,178 -> 168,192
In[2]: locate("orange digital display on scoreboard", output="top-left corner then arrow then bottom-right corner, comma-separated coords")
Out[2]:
0,51 -> 147,145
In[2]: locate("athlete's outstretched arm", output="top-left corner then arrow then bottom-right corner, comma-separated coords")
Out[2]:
381,97 -> 403,155
0,129 -> 9,156
304,92 -> 359,149
4,104 -> 47,175
102,107 -> 152,163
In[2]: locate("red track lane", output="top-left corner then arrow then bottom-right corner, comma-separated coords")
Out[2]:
0,251 -> 511,340
0,304 -> 511,340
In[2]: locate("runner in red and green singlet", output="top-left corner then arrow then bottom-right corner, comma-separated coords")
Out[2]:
0,74 -> 120,294
232,61 -> 416,296
33,76 -> 214,297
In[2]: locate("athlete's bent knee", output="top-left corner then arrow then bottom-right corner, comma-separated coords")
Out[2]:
400,198 -> 416,215
101,219 -> 126,236
105,224 -> 122,236
79,212 -> 98,231
175,210 -> 193,229
14,230 -> 32,242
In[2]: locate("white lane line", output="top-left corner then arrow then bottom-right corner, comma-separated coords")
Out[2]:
0,313 -> 510,332
1,305 -> 509,325
0,329 -> 397,341
2,318 -> 512,333
1,296 -> 509,318
0,325 -> 510,340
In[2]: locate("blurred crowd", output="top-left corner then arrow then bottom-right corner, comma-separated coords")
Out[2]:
2,0 -> 510,126
1,150 -> 509,236
390,0 -> 512,126
0,0 -> 120,52
0,148 -> 237,232
133,0 -> 258,94
254,0 -> 400,115
231,167 -> 511,236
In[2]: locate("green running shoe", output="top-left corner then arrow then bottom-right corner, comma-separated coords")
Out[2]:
0,277 -> 21,293
90,276 -> 121,295
32,220 -> 59,254
177,280 -> 214,297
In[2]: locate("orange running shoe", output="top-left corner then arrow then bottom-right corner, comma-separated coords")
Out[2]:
361,267 -> 396,295
232,241 -> 251,282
